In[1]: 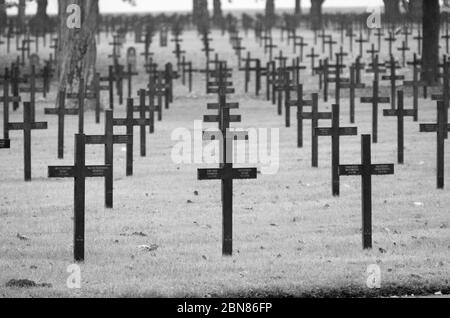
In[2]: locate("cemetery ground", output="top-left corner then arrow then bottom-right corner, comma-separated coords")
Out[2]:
1,30 -> 450,298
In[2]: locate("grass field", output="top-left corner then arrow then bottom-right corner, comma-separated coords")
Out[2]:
0,28 -> 449,298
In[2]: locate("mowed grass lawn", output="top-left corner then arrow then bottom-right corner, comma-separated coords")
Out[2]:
0,30 -> 449,298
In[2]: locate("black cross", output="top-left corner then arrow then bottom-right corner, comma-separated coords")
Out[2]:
360,80 -> 390,143
293,36 -> 308,62
17,39 -> 30,66
432,58 -> 450,139
303,93 -> 332,167
413,31 -> 423,55
1,69 -> 22,139
318,29 -> 327,53
10,66 -> 27,111
287,30 -> 299,49
286,57 -> 306,86
366,43 -> 378,63
326,55 -> 349,106
113,99 -> 150,176
164,63 -> 178,104
345,28 -> 356,53
172,43 -> 185,69
287,84 -> 312,148
355,31 -> 368,57
442,28 -> 450,54
339,134 -> 395,250
374,29 -> 384,51
352,56 -> 366,85
198,64 -> 257,256
44,89 -> 79,159
274,51 -> 288,69
180,56 -> 191,88
366,55 -> 386,83
19,65 -> 44,121
99,66 -> 115,110
384,31 -> 396,56
397,41 -> 410,67
264,61 -> 276,101
381,55 -> 404,110
121,63 -> 139,99
66,78 -> 91,134
401,26 -> 412,47
240,52 -> 257,93
85,110 -> 132,208
419,101 -> 450,189
306,47 -> 319,75
383,90 -> 415,164
8,102 -> 48,181
48,134 -> 112,262
341,66 -> 366,124
232,41 -> 246,68
137,88 -> 159,136
315,104 -> 358,196
314,60 -> 325,90
324,35 -> 337,60
147,73 -> 167,121
141,45 -> 154,64
404,54 -> 427,122
273,69 -> 294,117
335,46 -> 348,67
264,38 -> 277,61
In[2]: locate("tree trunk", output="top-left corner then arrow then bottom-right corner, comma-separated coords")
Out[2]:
310,0 -> 324,30
295,0 -> 302,15
18,0 -> 26,33
30,0 -> 50,35
265,0 -> 275,28
409,0 -> 423,20
56,0 -> 99,107
0,0 -> 7,31
383,0 -> 401,24
213,0 -> 222,23
422,0 -> 440,85
193,0 -> 208,32
199,0 -> 209,32
192,0 -> 199,25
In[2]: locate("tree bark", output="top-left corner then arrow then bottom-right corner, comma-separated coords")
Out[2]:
310,0 -> 324,30
56,0 -> 99,107
422,0 -> 440,85
383,0 -> 401,24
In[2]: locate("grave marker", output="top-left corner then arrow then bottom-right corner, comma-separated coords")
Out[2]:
360,80 -> 390,143
303,93 -> 332,167
419,101 -> 450,189
339,135 -> 395,250
383,91 -> 415,164
198,63 -> 257,256
315,104 -> 357,196
44,90 -> 79,159
48,134 -> 112,262
85,110 -> 132,208
8,102 -> 48,181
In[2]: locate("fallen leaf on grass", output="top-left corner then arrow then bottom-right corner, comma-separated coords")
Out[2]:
5,279 -> 52,289
16,233 -> 30,241
138,244 -> 159,252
